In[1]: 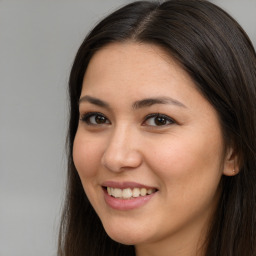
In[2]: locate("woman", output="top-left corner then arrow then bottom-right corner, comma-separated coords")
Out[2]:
58,0 -> 256,255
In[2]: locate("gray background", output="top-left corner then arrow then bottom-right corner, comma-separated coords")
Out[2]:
0,1 -> 255,256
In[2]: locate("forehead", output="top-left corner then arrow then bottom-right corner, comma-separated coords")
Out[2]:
82,42 -> 197,96
87,42 -> 174,67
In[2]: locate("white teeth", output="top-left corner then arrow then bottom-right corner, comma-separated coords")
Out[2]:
132,188 -> 140,197
106,187 -> 156,199
123,188 -> 132,199
113,188 -> 122,198
140,188 -> 147,196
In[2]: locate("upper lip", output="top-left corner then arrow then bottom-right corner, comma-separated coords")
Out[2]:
101,181 -> 158,190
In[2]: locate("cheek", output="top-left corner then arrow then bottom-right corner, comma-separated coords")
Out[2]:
146,137 -> 225,233
73,132 -> 102,179
147,134 -> 224,195
72,131 -> 107,217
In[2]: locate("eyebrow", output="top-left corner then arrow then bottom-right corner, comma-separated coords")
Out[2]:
78,95 -> 187,109
132,97 -> 187,109
79,95 -> 110,108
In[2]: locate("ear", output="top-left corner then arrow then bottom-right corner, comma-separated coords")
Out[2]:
222,146 -> 240,176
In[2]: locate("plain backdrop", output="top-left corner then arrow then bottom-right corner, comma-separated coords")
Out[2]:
0,1 -> 255,256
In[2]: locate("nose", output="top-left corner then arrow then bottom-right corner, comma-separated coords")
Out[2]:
101,126 -> 143,172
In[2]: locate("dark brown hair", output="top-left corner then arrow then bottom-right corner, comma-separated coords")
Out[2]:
58,1 -> 256,255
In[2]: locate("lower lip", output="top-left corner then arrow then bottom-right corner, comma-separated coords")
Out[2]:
103,189 -> 157,210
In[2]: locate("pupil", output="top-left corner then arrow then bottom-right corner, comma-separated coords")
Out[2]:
155,116 -> 166,125
96,115 -> 106,124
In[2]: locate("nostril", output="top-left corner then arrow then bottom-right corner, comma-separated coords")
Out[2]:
101,149 -> 143,172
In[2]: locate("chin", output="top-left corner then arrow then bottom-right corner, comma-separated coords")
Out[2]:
103,223 -> 148,245
107,233 -> 143,245
108,234 -> 137,245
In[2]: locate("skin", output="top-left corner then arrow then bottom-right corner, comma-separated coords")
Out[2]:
73,42 -> 237,256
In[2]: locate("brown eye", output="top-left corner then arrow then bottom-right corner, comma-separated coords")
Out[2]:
80,112 -> 110,125
143,113 -> 174,126
95,115 -> 107,124
154,116 -> 167,126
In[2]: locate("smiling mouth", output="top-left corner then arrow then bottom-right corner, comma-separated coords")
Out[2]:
104,187 -> 158,199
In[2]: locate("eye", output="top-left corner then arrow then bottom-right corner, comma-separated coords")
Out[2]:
80,112 -> 110,125
143,113 -> 175,126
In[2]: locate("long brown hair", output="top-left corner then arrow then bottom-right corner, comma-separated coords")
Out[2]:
58,1 -> 256,255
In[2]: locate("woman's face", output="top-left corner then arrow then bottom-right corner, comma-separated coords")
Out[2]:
73,42 -> 234,253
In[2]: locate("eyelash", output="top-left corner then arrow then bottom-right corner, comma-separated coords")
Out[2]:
143,113 -> 175,126
80,112 -> 110,125
79,112 -> 175,127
